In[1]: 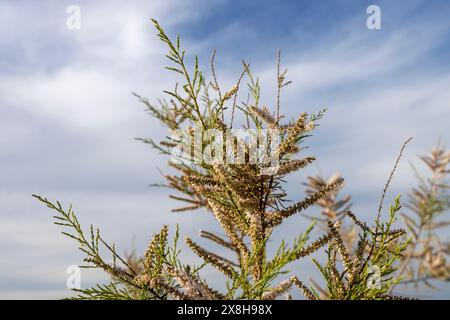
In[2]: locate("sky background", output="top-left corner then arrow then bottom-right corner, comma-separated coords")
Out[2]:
0,0 -> 449,299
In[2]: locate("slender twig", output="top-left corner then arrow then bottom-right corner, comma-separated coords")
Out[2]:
377,137 -> 413,222
230,61 -> 249,129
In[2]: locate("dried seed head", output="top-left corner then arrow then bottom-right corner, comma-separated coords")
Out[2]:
223,85 -> 238,101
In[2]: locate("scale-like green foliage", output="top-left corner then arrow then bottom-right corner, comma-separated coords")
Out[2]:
34,19 -> 448,300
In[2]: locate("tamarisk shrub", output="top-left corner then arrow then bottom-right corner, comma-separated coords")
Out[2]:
34,19 -> 420,300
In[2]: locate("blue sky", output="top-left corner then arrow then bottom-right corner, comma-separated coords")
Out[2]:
0,0 -> 449,299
